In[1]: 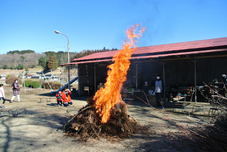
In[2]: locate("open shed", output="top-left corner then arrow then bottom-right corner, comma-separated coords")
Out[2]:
68,37 -> 227,101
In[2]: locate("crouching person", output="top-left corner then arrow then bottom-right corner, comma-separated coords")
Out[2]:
61,88 -> 72,107
56,91 -> 63,106
65,89 -> 72,105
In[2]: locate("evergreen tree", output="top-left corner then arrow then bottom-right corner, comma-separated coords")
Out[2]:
38,56 -> 47,69
47,55 -> 58,70
16,64 -> 24,69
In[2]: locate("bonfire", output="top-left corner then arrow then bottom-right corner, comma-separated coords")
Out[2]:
64,25 -> 145,140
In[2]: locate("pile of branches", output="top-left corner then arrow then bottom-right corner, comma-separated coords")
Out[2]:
64,101 -> 143,141
197,84 -> 227,117
198,74 -> 227,107
190,112 -> 227,152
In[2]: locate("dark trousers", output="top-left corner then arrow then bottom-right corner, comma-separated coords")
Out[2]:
57,100 -> 63,105
0,97 -> 6,104
0,97 -> 11,104
155,93 -> 162,106
63,102 -> 69,107
63,102 -> 72,107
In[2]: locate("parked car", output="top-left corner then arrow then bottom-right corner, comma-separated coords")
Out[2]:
0,74 -> 6,80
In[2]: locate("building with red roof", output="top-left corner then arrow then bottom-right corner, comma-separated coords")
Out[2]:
68,37 -> 227,102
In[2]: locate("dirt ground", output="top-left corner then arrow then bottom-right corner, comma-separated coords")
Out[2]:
0,86 -> 209,152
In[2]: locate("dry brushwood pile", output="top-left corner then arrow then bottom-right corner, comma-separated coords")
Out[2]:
64,101 -> 142,141
182,112 -> 227,152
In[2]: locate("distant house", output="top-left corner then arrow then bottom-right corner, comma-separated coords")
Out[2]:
65,37 -> 227,100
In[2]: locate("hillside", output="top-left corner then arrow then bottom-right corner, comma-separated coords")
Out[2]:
0,48 -> 117,69
0,53 -> 44,68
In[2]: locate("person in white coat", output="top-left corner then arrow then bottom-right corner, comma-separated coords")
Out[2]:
0,84 -> 6,104
155,76 -> 163,107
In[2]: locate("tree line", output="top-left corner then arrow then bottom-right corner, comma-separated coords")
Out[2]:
39,47 -> 117,71
7,50 -> 35,54
1,48 -> 117,71
73,47 -> 117,59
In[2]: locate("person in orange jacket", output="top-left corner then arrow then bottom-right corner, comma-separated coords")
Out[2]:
65,89 -> 73,105
61,89 -> 72,107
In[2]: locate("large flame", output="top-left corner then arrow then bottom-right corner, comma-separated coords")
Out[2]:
94,25 -> 144,123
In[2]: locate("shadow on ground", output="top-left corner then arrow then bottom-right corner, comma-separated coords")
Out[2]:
134,134 -> 200,152
0,108 -> 70,152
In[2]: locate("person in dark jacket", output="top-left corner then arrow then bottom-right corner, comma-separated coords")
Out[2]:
11,79 -> 21,102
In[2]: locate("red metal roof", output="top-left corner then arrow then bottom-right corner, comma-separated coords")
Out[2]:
131,48 -> 227,60
72,37 -> 227,63
73,51 -> 116,61
66,48 -> 226,65
67,59 -> 112,65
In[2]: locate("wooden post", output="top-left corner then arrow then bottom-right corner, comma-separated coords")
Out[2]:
94,63 -> 97,91
194,59 -> 197,102
162,62 -> 166,99
68,65 -> 70,89
136,63 -> 138,89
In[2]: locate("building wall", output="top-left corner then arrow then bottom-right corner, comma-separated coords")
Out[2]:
78,63 -> 95,96
165,60 -> 194,88
197,57 -> 227,83
78,56 -> 227,97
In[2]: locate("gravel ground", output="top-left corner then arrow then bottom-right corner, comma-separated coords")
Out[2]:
0,86 -> 208,152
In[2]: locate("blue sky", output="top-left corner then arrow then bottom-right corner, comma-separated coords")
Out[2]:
0,0 -> 227,54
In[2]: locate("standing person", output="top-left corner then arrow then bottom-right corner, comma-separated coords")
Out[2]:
0,84 -> 6,104
0,84 -> 11,104
155,75 -> 163,107
11,79 -> 21,102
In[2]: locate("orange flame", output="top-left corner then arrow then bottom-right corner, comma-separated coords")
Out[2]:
94,24 -> 145,123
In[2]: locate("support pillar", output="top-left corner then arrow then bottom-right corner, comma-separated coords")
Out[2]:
94,64 -> 97,91
194,59 -> 197,102
68,65 -> 70,89
162,62 -> 166,99
135,63 -> 138,89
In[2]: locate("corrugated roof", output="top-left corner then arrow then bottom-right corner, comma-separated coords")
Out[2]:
131,48 -> 227,60
72,37 -> 227,63
67,59 -> 112,65
66,48 -> 226,65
